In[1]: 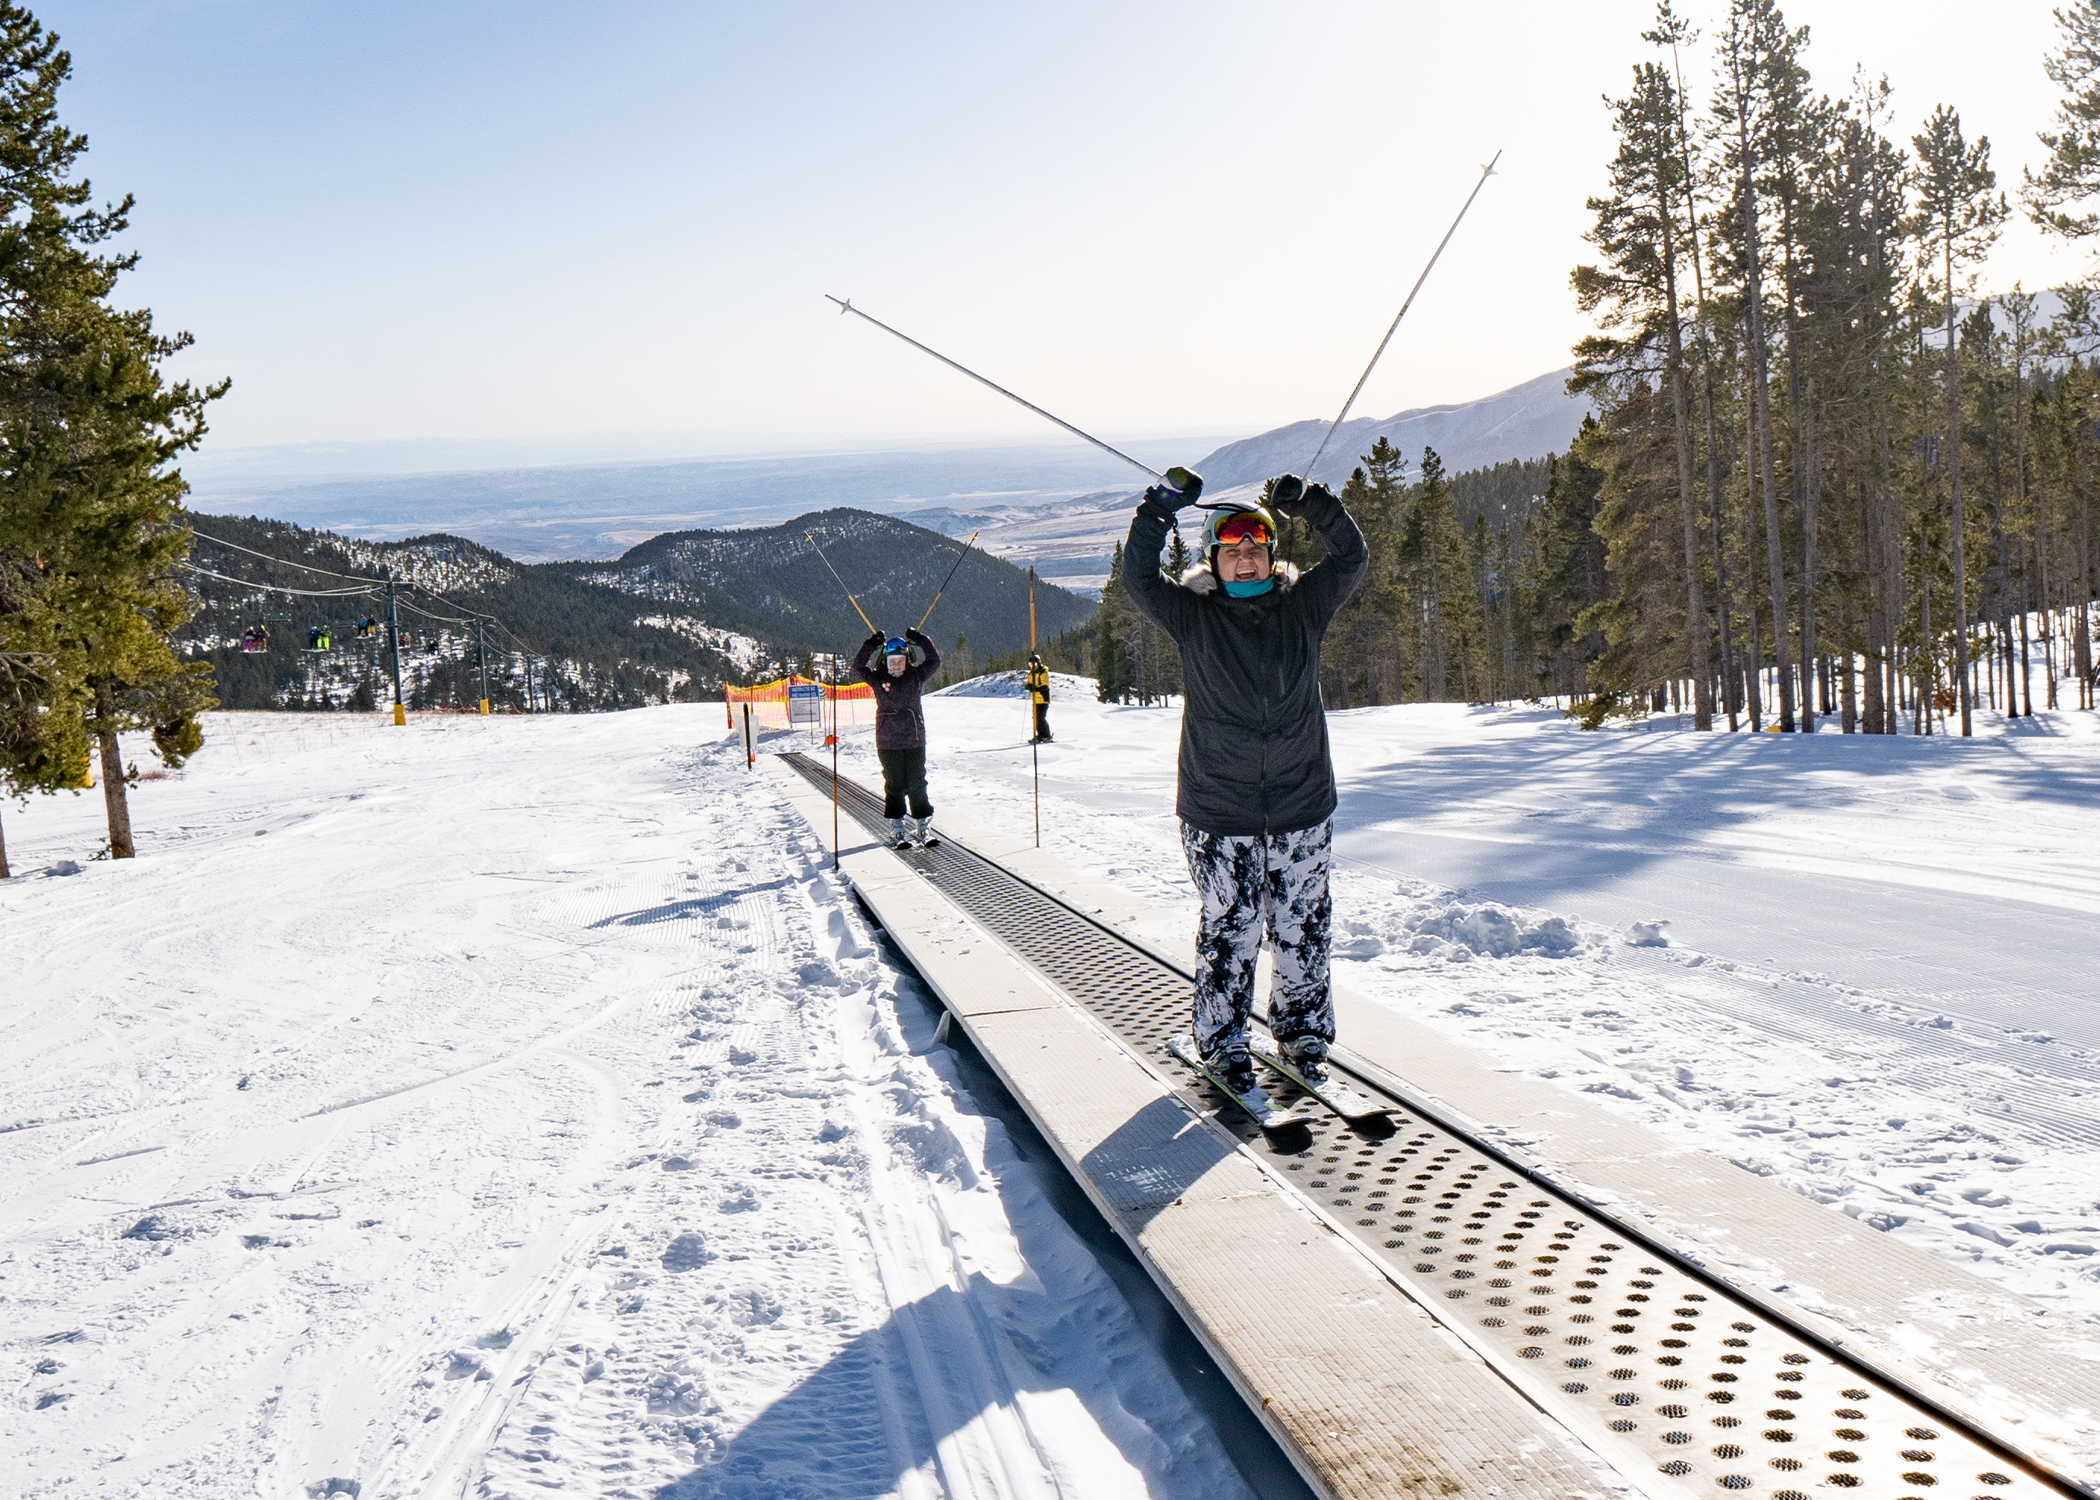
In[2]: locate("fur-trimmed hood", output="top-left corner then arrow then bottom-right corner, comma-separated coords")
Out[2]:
1179,559 -> 1301,596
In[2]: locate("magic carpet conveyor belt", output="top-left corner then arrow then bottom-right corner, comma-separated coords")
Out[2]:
779,751 -> 2078,1500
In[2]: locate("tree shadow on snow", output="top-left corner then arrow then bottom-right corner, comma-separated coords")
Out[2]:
590,878 -> 798,928
648,1270 -> 1213,1500
1330,715 -> 2100,904
647,1086 -> 1309,1500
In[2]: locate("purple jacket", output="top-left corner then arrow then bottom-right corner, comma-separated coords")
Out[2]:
852,629 -> 942,749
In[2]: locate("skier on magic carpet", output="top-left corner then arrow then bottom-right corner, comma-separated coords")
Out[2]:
1121,469 -> 1367,1094
851,626 -> 943,849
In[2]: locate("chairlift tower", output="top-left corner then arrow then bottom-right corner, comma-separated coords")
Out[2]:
475,618 -> 490,715
385,573 -> 406,725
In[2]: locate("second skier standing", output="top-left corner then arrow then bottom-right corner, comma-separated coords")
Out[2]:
852,627 -> 943,848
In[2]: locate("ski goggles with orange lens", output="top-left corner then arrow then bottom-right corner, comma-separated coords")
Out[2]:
1212,513 -> 1274,547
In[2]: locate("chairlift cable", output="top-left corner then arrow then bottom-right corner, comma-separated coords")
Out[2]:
182,563 -> 381,598
187,528 -> 384,584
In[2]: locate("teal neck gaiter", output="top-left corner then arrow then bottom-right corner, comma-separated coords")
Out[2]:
1222,576 -> 1275,598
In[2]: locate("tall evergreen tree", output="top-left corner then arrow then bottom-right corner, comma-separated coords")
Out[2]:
1911,104 -> 2007,736
1715,0 -> 1809,730
2026,4 -> 2100,244
0,3 -> 222,862
1574,58 -> 1714,726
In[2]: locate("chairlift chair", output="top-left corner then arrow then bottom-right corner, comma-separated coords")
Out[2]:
307,624 -> 333,652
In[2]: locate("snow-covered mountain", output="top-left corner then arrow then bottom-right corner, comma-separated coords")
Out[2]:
1190,366 -> 1589,497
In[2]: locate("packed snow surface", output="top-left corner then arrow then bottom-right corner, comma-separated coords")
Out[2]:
7,691 -> 2100,1494
835,693 -> 2100,1353
0,711 -> 1254,1499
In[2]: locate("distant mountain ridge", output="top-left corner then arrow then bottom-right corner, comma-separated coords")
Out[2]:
180,370 -> 1587,565
180,506 -> 1084,710
1190,368 -> 1589,496
579,508 -> 1094,661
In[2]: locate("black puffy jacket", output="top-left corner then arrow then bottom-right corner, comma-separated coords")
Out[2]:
852,628 -> 942,749
1122,487 -> 1367,836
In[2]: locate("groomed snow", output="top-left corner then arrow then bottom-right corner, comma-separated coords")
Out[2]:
834,689 -> 2100,1446
8,689 -> 2100,1493
0,710 -> 1256,1499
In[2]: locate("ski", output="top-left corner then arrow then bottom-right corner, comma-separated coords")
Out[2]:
1167,1034 -> 1301,1132
1248,1041 -> 1393,1122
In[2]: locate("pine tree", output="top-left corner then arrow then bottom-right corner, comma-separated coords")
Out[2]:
2026,4 -> 2100,243
1095,542 -> 1129,703
0,5 -> 222,861
1911,104 -> 2007,736
1573,57 -> 1714,726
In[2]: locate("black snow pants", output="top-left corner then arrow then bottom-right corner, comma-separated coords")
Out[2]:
877,747 -> 933,820
1180,818 -> 1334,1058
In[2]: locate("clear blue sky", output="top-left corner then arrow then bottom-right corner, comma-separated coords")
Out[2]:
40,1 -> 2077,464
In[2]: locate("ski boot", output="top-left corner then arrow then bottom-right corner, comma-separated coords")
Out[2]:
1279,1036 -> 1330,1086
910,816 -> 940,850
888,817 -> 913,850
1210,1044 -> 1257,1096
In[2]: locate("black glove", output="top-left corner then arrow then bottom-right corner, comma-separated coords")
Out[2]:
1138,483 -> 1187,521
1303,481 -> 1335,509
1164,466 -> 1204,505
905,627 -> 929,644
1269,473 -> 1306,514
865,630 -> 885,648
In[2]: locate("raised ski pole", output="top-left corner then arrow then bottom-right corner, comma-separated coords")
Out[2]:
916,533 -> 979,632
1302,151 -> 1502,482
827,295 -> 1165,481
806,532 -> 876,634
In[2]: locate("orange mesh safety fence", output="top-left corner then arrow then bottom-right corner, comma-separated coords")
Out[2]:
724,676 -> 875,734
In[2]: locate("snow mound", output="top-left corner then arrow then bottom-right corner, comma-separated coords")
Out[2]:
1341,885 -> 1602,963
933,669 -> 1092,699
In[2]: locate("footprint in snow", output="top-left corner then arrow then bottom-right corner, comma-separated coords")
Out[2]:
661,1232 -> 712,1272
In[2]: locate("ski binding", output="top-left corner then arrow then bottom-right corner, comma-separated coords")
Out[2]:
1249,1040 -> 1392,1122
1167,1034 -> 1300,1132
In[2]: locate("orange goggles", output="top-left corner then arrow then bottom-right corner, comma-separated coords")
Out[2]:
1213,513 -> 1274,546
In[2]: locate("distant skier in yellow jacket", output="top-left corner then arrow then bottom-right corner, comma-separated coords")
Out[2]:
1026,653 -> 1051,743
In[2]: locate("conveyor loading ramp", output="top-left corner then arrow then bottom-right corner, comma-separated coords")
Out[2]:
774,752 -> 2076,1500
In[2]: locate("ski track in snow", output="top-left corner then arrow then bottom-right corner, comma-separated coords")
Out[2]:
0,710 -> 1254,1500
893,686 -> 2100,1464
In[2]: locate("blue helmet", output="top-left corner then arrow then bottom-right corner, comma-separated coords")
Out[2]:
884,636 -> 908,656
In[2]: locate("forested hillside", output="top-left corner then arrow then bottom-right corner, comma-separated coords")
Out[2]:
182,515 -> 743,711
1096,3 -> 2100,731
576,508 -> 1095,672
1548,0 -> 2099,732
180,507 -> 1098,711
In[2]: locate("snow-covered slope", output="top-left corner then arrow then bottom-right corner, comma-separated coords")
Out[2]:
837,689 -> 2100,1451
0,711 -> 1253,1499
13,687 -> 2094,1492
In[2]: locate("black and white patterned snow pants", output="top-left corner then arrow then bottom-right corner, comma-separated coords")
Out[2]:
1179,818 -> 1334,1059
